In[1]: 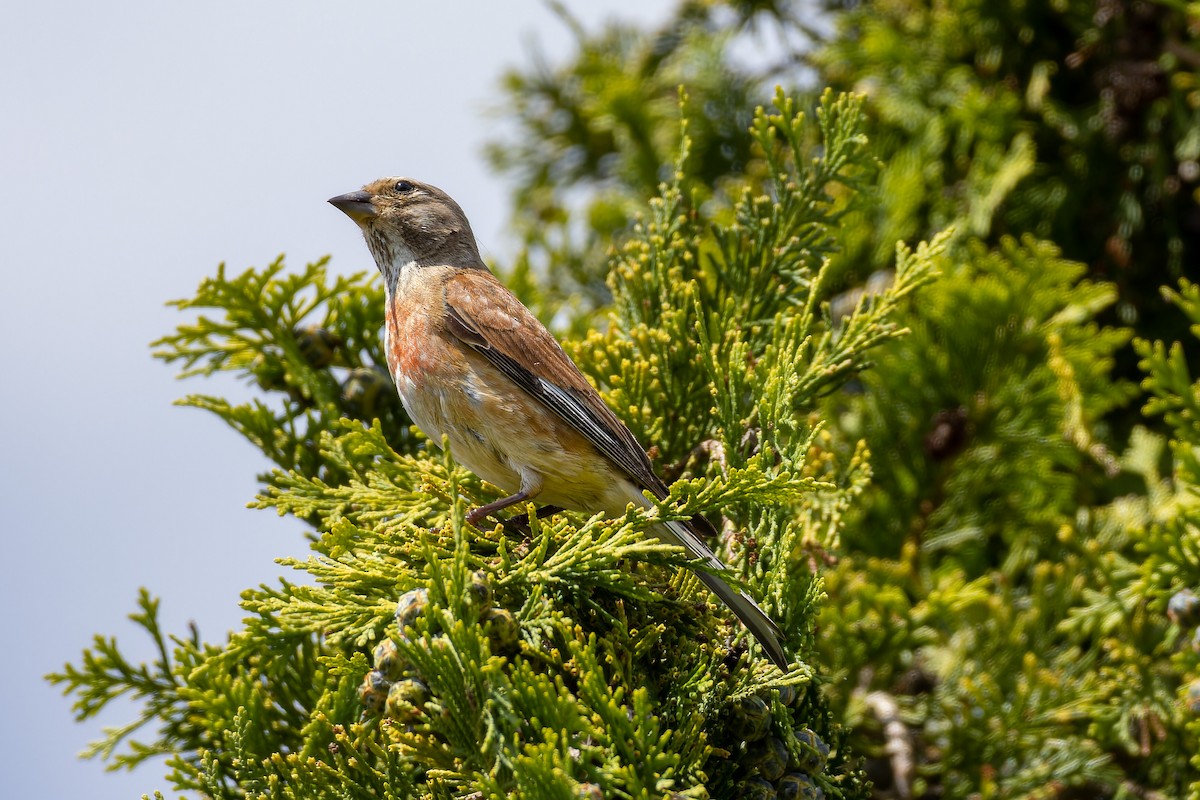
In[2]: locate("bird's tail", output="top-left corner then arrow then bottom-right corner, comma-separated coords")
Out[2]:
659,518 -> 789,670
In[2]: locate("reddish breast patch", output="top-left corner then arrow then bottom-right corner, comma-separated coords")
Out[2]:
386,302 -> 438,384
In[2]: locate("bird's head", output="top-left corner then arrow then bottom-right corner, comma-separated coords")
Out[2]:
329,178 -> 483,278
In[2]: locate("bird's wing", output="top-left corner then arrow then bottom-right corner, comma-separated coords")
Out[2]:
442,268 -> 671,499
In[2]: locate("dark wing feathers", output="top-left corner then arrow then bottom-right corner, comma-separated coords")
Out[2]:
443,270 -> 671,499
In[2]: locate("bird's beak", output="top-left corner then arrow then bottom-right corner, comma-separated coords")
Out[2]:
328,190 -> 378,222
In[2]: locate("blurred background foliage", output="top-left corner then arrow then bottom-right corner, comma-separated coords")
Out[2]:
482,0 -> 1200,796
489,0 -> 1199,361
52,0 -> 1200,797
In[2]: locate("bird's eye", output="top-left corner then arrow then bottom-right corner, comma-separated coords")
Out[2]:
394,180 -> 415,193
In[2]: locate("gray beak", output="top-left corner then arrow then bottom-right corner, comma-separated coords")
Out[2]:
328,190 -> 378,222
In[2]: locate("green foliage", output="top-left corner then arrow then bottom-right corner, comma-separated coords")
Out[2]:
810,262 -> 1200,798
490,0 -> 1200,358
816,0 -> 1200,351
479,9 -> 1200,791
485,2 -> 812,315
50,91 -> 943,798
833,236 -> 1135,572
150,258 -> 415,487
52,3 -> 1200,796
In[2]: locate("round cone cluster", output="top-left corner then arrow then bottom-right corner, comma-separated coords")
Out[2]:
341,367 -> 392,420
251,353 -> 287,392
395,587 -> 429,632
356,587 -> 434,722
467,570 -> 519,655
373,638 -> 405,680
360,575 -> 521,719
741,777 -> 776,800
730,695 -> 772,742
480,606 -> 519,654
358,636 -> 431,724
744,736 -> 790,781
776,772 -> 823,800
294,325 -> 342,368
357,668 -> 392,715
467,569 -> 492,607
386,678 -> 432,723
247,320 -> 406,424
726,685 -> 831,799
792,728 -> 831,773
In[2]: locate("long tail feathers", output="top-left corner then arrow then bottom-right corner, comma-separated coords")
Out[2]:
694,566 -> 789,670
661,519 -> 789,670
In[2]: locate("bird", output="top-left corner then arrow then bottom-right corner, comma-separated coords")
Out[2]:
329,177 -> 788,670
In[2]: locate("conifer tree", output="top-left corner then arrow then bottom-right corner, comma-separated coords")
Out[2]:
50,91 -> 946,798
51,2 -> 1200,797
466,0 -> 1200,795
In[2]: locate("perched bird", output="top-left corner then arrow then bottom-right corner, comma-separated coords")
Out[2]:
329,178 -> 787,669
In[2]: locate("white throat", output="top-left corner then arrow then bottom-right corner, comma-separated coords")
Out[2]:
364,228 -> 418,297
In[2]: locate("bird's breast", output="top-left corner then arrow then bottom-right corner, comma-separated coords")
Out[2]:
385,298 -> 452,440
382,286 -> 629,513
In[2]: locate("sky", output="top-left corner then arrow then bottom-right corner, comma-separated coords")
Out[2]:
0,2 -> 674,796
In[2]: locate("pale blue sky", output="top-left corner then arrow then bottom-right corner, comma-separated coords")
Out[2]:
0,2 -> 673,795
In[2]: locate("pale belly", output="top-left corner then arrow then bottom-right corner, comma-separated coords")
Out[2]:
391,355 -> 637,515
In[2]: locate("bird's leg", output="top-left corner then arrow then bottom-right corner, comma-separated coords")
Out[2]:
466,489 -> 534,527
466,472 -> 544,528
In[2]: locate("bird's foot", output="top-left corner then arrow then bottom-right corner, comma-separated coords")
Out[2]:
496,505 -> 563,536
